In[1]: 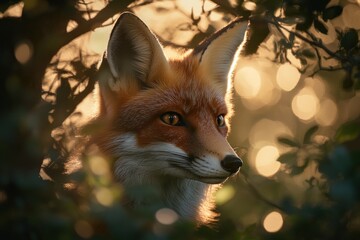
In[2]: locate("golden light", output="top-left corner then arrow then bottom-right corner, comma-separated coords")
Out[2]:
89,156 -> 109,176
291,87 -> 319,121
276,63 -> 301,92
315,99 -> 338,126
234,66 -> 262,99
342,4 -> 360,29
216,185 -> 235,205
15,41 -> 33,64
249,119 -> 293,149
176,0 -> 217,16
74,220 -> 94,239
255,145 -> 281,177
94,187 -> 114,206
88,25 -> 113,54
243,1 -> 257,11
263,211 -> 284,233
155,208 -> 179,225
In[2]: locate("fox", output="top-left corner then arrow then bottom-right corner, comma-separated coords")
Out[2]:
74,12 -> 248,225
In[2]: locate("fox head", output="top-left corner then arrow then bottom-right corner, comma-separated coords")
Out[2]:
96,12 -> 248,185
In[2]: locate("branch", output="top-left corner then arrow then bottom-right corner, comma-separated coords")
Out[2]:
240,171 -> 287,213
63,0 -> 134,47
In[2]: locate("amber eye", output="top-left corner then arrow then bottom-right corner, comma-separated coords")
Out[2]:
160,112 -> 184,126
216,114 -> 226,127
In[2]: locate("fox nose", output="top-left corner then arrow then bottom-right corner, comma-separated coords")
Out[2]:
221,155 -> 243,173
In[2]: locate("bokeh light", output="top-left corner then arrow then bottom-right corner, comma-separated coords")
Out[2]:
263,211 -> 284,233
74,220 -> 94,239
155,208 -> 179,225
276,63 -> 301,91
255,145 -> 281,177
315,98 -> 338,126
234,66 -> 262,99
89,156 -> 109,176
291,87 -> 319,121
249,119 -> 293,149
15,41 -> 33,64
342,4 -> 360,29
216,185 -> 235,205
94,188 -> 114,206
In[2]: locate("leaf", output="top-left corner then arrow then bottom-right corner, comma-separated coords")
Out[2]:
341,28 -> 358,51
303,125 -> 319,144
290,166 -> 306,175
313,0 -> 331,11
278,137 -> 300,147
322,6 -> 343,21
314,18 -> 328,34
301,49 -> 316,59
277,152 -> 297,164
335,122 -> 360,143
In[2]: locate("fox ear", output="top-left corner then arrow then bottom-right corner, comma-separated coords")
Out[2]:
192,18 -> 248,94
105,12 -> 169,92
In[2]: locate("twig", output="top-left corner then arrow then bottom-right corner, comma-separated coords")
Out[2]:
240,171 -> 287,213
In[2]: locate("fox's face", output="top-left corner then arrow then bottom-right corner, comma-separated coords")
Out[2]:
96,13 -> 247,185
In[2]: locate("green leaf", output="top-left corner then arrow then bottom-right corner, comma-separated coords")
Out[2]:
278,137 -> 300,147
322,6 -> 343,21
314,18 -> 328,34
303,125 -> 319,144
335,122 -> 360,143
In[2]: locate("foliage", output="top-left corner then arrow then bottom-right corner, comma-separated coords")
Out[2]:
0,0 -> 359,239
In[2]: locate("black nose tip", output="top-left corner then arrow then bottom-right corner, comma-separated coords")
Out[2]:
221,155 -> 243,173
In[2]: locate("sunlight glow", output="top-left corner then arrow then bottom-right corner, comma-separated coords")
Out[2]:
155,208 -> 179,225
15,41 -> 33,64
291,87 -> 319,121
263,211 -> 284,233
276,63 -> 301,91
315,99 -> 338,126
255,145 -> 281,177
234,67 -> 262,99
216,185 -> 235,205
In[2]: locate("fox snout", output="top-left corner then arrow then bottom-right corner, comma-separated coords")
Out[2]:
221,155 -> 243,174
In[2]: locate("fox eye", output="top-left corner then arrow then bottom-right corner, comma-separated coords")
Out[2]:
161,112 -> 184,126
216,114 -> 226,127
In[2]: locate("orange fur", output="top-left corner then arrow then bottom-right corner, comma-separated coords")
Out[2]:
77,12 -> 248,225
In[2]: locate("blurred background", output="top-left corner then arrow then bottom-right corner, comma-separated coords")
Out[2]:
1,0 -> 360,239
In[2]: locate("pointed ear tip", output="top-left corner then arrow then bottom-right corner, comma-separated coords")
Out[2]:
117,12 -> 142,24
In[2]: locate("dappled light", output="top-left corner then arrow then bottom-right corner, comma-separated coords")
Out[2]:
263,211 -> 284,233
234,66 -> 262,99
155,208 -> 179,225
315,98 -> 338,126
342,4 -> 360,29
255,145 -> 281,177
94,187 -> 114,206
1,0 -> 360,239
276,63 -> 301,91
291,87 -> 319,121
74,220 -> 94,239
15,41 -> 33,64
